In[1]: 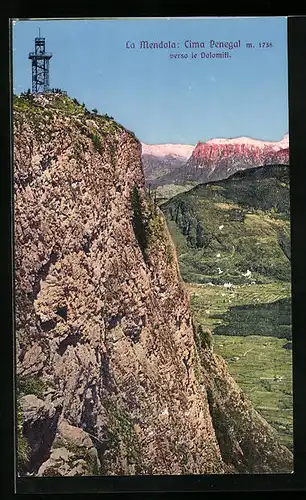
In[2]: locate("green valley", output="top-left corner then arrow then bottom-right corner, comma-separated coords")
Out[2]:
161,165 -> 290,285
188,282 -> 293,451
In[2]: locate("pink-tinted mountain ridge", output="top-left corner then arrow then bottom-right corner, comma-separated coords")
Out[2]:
147,134 -> 289,186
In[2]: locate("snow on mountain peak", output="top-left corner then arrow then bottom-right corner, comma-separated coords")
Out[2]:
205,134 -> 289,151
278,133 -> 289,148
141,143 -> 194,160
141,135 -> 288,160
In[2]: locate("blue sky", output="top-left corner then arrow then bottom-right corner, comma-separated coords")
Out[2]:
13,17 -> 288,145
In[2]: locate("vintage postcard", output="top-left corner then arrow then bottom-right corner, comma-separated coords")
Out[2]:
12,16 -> 292,482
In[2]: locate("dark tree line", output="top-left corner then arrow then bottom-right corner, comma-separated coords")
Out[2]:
49,87 -> 67,95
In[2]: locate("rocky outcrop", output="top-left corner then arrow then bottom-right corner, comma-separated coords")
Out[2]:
37,419 -> 101,476
19,394 -> 62,472
14,94 -> 292,476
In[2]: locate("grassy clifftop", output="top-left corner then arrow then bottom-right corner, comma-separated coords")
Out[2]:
13,92 -> 130,138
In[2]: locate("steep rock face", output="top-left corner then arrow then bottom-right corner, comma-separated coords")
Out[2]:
14,94 -> 292,476
273,147 -> 289,164
153,135 -> 289,186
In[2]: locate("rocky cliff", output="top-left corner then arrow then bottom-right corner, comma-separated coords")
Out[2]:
14,93 -> 292,476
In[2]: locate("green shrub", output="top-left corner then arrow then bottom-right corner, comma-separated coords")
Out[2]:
17,399 -> 30,473
165,243 -> 174,264
260,379 -> 272,392
108,141 -> 117,165
195,323 -> 213,350
17,376 -> 47,399
16,376 -> 49,473
107,400 -> 143,473
131,186 -> 149,260
91,133 -> 103,154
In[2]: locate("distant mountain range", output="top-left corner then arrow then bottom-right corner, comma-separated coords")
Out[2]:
141,143 -> 194,182
141,134 -> 289,186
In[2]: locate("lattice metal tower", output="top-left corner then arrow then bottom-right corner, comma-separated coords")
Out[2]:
28,29 -> 52,93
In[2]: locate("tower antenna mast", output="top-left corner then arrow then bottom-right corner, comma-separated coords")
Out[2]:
28,30 -> 52,93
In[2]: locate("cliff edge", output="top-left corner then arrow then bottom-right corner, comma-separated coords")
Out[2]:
14,93 -> 292,476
